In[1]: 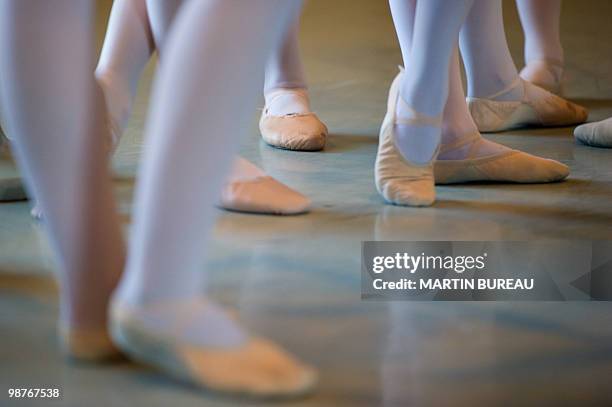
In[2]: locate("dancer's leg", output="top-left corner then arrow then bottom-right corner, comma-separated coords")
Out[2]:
260,8 -> 328,151
145,0 -> 182,51
460,0 -> 523,102
264,10 -> 308,115
460,0 -> 585,132
516,0 -> 564,93
440,49 -> 499,152
376,0 -> 472,206
394,0 -> 472,163
0,0 -> 125,359
97,0 -> 310,215
112,0 -> 315,396
96,0 -> 155,146
30,0 -> 155,217
127,0 -> 308,303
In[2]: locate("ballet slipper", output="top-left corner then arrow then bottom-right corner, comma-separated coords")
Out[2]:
219,176 -> 310,215
375,70 -> 439,207
574,117 -> 612,148
434,133 -> 569,184
259,111 -> 327,151
467,78 -> 588,133
29,167 -> 312,219
110,301 -> 317,398
58,324 -> 122,362
520,59 -> 564,95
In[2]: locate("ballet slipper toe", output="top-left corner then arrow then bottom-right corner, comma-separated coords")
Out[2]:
379,177 -> 435,206
219,176 -> 311,215
58,325 -> 123,362
468,79 -> 588,132
375,122 -> 437,207
110,304 -> 317,398
259,110 -> 327,151
525,84 -> 588,126
181,339 -> 318,398
434,150 -> 569,184
574,122 -> 612,148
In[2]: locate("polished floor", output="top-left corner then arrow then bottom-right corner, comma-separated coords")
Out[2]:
2,1 -> 612,406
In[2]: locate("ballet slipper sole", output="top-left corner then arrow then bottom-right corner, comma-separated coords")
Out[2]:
434,150 -> 569,184
110,305 -> 317,399
219,176 -> 310,215
58,325 -> 123,362
468,82 -> 588,133
574,123 -> 612,148
0,177 -> 27,202
259,112 -> 327,151
375,71 -> 436,207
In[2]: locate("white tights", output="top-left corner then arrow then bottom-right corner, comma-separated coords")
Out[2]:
516,0 -> 563,65
97,0 -> 308,135
0,0 -> 300,350
389,0 -> 571,163
0,0 -> 125,334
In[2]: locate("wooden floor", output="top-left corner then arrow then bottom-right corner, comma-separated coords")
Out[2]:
1,0 -> 612,405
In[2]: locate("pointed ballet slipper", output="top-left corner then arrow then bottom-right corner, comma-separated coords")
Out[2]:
58,324 -> 122,362
259,109 -> 327,151
434,135 -> 569,184
219,176 -> 310,215
468,79 -> 588,133
375,70 -> 438,207
110,303 -> 317,398
574,119 -> 612,148
520,59 -> 564,95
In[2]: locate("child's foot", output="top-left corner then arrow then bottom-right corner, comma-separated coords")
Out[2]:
375,71 -> 439,207
260,88 -> 327,151
435,132 -> 569,184
468,78 -> 587,132
110,298 -> 317,398
574,117 -> 612,148
220,158 -> 310,215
